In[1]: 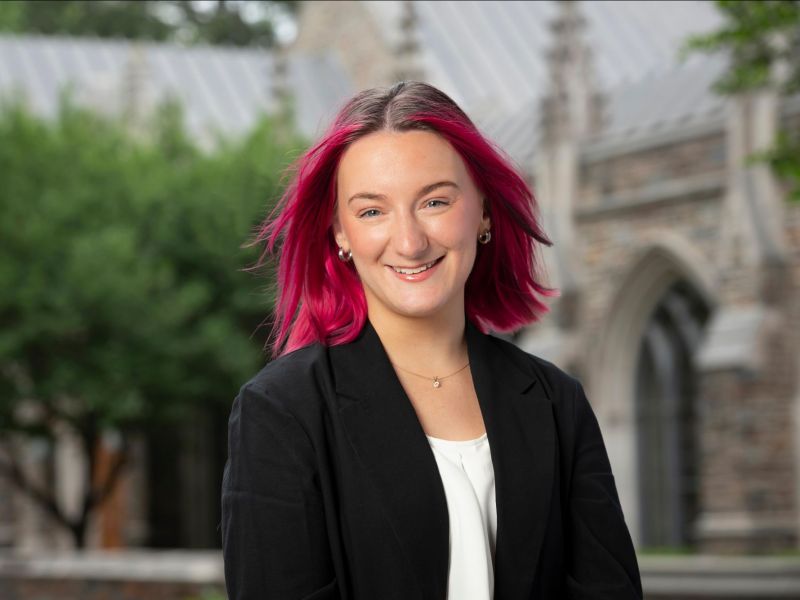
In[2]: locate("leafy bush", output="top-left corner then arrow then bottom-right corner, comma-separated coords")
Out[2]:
0,95 -> 305,546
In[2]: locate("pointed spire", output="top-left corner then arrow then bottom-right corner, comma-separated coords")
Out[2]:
270,41 -> 294,140
393,0 -> 424,82
120,42 -> 154,136
541,0 -> 604,143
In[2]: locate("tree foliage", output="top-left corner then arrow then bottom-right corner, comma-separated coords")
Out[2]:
0,0 -> 299,48
0,97 -> 304,546
684,0 -> 800,202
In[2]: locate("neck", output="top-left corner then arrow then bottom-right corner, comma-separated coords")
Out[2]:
367,305 -> 468,375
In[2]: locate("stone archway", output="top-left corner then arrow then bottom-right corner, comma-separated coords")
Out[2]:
635,280 -> 710,548
590,232 -> 716,547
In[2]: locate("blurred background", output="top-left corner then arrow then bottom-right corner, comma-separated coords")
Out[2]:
0,1 -> 799,598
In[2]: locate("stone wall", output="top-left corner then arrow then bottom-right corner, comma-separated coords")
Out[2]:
0,551 -> 225,600
578,133 -> 726,209
562,106 -> 800,552
573,133 -> 726,363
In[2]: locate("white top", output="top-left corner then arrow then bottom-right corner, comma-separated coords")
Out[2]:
426,431 -> 497,600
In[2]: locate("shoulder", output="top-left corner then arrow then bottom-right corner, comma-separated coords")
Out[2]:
485,334 -> 599,452
226,345 -> 330,495
245,342 -> 329,394
236,342 -> 331,420
485,332 -> 582,402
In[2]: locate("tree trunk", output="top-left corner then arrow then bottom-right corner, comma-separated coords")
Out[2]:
71,520 -> 87,549
0,426 -> 129,549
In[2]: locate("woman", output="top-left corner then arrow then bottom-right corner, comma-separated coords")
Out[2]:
221,81 -> 642,600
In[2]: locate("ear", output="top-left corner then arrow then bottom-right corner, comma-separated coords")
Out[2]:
332,210 -> 348,248
481,198 -> 491,231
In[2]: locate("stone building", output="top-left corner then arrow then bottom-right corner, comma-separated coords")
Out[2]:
0,0 -> 798,557
287,0 -> 800,554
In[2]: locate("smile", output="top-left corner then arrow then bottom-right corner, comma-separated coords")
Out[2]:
390,257 -> 443,275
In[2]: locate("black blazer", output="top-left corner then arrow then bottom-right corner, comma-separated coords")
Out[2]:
221,318 -> 642,600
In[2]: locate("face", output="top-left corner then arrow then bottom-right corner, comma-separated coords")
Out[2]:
333,130 -> 490,323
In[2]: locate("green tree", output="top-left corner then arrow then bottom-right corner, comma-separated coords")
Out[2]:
0,0 -> 299,48
0,97 -> 304,547
684,0 -> 800,201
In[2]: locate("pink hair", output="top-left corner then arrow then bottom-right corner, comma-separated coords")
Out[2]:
250,81 -> 555,357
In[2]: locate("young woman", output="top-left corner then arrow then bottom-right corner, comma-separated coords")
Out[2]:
221,81 -> 642,600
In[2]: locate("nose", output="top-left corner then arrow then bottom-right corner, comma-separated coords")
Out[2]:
392,211 -> 429,258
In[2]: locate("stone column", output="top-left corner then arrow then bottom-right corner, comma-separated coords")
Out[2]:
695,88 -> 796,553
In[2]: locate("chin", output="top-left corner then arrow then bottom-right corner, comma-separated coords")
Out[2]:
365,285 -> 460,321
389,298 -> 454,320
395,307 -> 441,319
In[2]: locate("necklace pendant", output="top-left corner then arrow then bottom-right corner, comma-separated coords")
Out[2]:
433,377 -> 441,389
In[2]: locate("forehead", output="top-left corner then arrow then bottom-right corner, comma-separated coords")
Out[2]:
336,130 -> 468,193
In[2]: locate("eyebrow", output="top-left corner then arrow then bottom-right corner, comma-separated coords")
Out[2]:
347,180 -> 459,205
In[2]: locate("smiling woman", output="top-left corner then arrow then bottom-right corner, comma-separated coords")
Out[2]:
332,130 -> 490,326
221,81 -> 643,600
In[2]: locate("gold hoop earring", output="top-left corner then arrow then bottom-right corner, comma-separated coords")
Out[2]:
478,230 -> 492,244
338,247 -> 352,262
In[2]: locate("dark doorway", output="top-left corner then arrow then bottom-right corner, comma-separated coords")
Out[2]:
635,280 -> 710,549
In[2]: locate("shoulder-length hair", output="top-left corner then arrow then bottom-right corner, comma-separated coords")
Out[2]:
252,81 -> 555,357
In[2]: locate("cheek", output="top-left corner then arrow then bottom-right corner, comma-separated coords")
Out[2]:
435,211 -> 480,250
344,222 -> 386,257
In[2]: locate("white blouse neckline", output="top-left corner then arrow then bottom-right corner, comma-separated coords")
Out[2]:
425,431 -> 488,447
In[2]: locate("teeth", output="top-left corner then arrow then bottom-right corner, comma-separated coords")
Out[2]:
392,259 -> 438,275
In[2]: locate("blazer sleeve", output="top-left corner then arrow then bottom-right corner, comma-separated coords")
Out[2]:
221,382 -> 337,600
565,380 -> 643,600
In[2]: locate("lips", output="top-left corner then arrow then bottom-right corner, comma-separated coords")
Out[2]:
389,256 -> 443,275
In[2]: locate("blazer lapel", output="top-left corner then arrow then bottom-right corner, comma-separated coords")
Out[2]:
331,320 -> 450,599
466,321 -> 556,599
330,319 -> 555,600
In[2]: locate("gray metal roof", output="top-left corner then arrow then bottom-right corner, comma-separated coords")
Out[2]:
287,51 -> 355,139
359,0 -> 728,167
475,96 -> 538,173
0,0 -> 729,162
478,52 -> 730,169
0,33 -> 353,144
595,52 -> 728,144
364,0 -> 723,122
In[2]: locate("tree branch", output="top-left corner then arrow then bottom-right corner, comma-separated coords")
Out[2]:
94,437 -> 129,507
0,446 -> 71,531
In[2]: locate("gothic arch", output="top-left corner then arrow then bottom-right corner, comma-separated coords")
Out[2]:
588,232 -> 717,547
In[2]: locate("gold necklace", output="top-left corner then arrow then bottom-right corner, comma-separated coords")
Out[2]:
391,361 -> 470,389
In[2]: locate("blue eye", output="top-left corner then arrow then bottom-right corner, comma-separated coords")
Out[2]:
358,208 -> 381,219
425,199 -> 449,208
